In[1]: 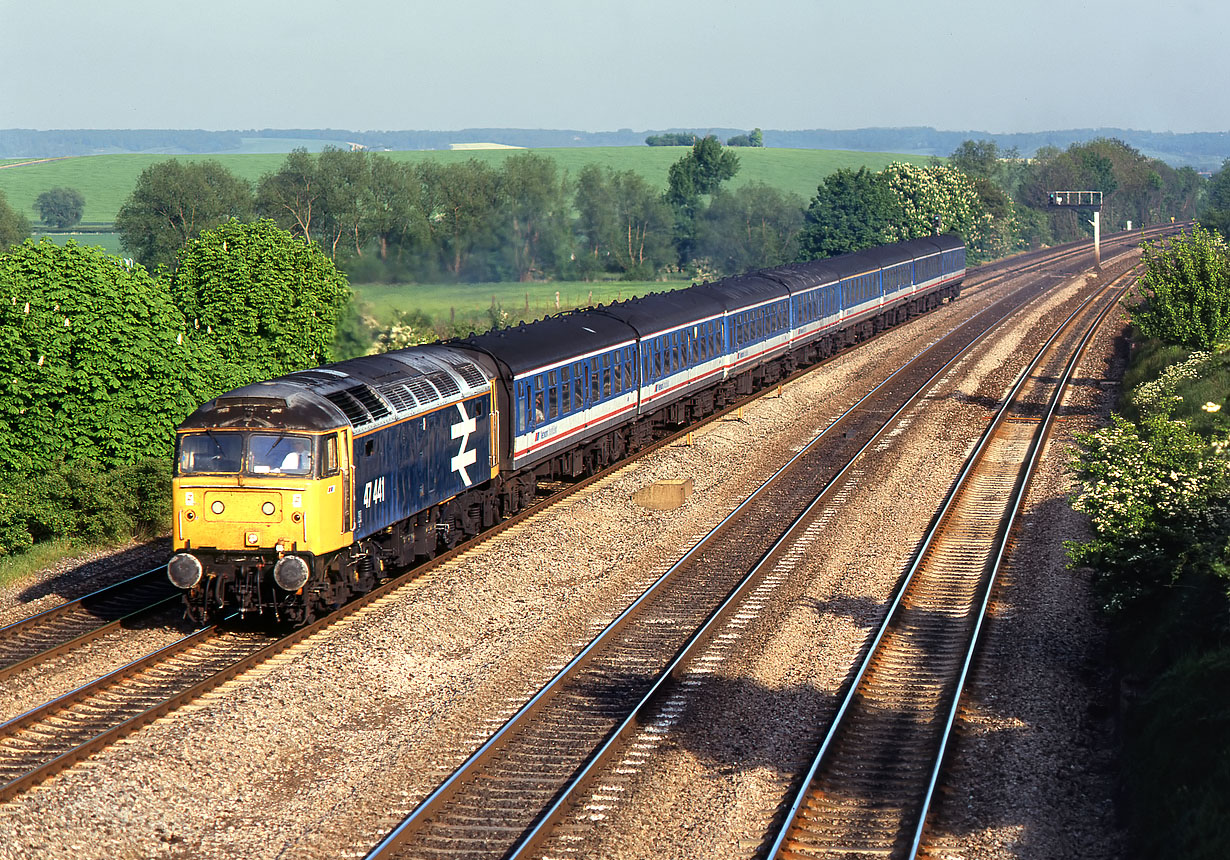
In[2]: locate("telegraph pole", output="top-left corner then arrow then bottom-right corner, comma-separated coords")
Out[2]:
1048,190 -> 1104,270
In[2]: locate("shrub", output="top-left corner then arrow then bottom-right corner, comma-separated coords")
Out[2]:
1130,227 -> 1230,349
0,239 -> 197,477
1067,412 -> 1230,625
0,459 -> 172,556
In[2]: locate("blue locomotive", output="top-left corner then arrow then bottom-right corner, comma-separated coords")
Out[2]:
168,236 -> 964,624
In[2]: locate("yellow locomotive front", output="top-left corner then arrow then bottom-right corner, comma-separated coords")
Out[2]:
167,388 -> 355,625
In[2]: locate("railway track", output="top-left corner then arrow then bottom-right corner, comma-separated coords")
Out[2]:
358,237 -> 1144,860
0,568 -> 179,684
0,227 -> 1170,811
763,263 -> 1139,859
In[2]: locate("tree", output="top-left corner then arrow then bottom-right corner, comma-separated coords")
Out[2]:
497,153 -> 571,281
696,183 -> 804,275
645,133 -> 697,146
573,165 -> 673,278
948,139 -> 1003,181
116,159 -> 253,270
726,128 -> 764,147
34,187 -> 85,229
1199,159 -> 1230,240
796,167 -> 896,259
0,239 -> 196,478
316,147 -> 375,261
419,159 -> 505,280
366,154 -> 431,263
665,135 -> 741,264
256,148 -> 324,245
170,219 -> 351,392
1129,226 -> 1230,349
0,191 -> 30,250
880,162 -> 1008,261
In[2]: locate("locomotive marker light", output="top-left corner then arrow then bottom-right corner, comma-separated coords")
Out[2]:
451,402 -> 478,486
1048,190 -> 1103,269
167,553 -> 203,589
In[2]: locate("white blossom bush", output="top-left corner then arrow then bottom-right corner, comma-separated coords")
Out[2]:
1068,412 -> 1230,616
1130,351 -> 1213,415
878,162 -> 1017,262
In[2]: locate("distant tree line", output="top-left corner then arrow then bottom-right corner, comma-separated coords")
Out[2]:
113,138 -> 806,284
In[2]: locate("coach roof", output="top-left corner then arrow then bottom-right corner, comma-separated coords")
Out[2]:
461,310 -> 637,377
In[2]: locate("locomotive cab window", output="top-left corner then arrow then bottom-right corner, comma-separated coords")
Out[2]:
177,431 -> 242,476
322,434 -> 340,477
249,433 -> 313,476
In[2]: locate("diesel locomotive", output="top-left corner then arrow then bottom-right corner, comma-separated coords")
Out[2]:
168,235 -> 965,624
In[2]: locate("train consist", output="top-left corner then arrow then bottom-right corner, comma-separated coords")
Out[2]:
167,236 -> 965,624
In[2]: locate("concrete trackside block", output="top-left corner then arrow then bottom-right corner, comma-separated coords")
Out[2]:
633,478 -> 694,510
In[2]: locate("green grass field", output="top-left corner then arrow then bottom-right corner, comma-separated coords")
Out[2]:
0,146 -> 937,227
353,278 -> 684,328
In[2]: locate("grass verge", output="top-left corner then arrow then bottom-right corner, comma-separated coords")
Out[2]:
0,537 -> 88,590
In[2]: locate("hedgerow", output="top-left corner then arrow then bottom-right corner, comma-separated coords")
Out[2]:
0,224 -> 351,558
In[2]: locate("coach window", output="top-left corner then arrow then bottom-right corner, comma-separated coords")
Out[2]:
589,362 -> 600,402
572,362 -> 583,411
547,369 -> 558,419
625,349 -> 636,387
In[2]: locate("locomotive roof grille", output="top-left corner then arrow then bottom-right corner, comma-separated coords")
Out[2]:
323,388 -> 373,427
377,382 -> 419,413
440,356 -> 488,389
405,376 -> 441,404
426,369 -> 461,398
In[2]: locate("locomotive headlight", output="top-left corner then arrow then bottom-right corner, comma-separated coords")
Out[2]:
273,555 -> 310,591
211,500 -> 225,514
262,501 -> 276,516
167,553 -> 203,589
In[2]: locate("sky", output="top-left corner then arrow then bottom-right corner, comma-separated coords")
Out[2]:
2,0 -> 1226,134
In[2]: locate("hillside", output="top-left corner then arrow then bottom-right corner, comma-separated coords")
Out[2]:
1,127 -> 1226,169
